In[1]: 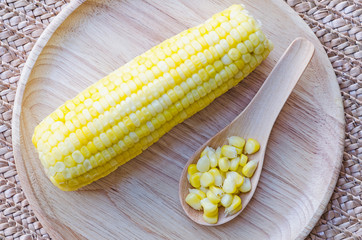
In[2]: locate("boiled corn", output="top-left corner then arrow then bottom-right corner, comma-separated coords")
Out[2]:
33,4 -> 272,191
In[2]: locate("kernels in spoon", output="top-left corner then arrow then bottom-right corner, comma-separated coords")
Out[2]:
200,172 -> 214,187
218,157 -> 230,172
215,146 -> 222,159
221,145 -> 238,158
220,193 -> 233,208
197,155 -> 210,172
239,177 -> 251,192
242,160 -> 258,178
185,192 -> 202,210
229,157 -> 240,171
244,138 -> 260,154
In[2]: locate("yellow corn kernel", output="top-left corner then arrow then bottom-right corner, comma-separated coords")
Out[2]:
227,171 -> 244,187
242,160 -> 258,178
200,146 -> 210,157
215,146 -> 221,159
203,213 -> 218,224
225,195 -> 242,216
240,177 -> 251,192
208,168 -> 223,187
187,164 -> 198,176
227,136 -> 245,149
207,190 -> 221,204
240,154 -> 248,166
221,193 -> 233,208
210,185 -> 224,198
229,157 -> 240,171
200,172 -> 214,188
185,192 -> 202,210
221,145 -> 237,158
244,138 -> 260,154
197,155 -> 210,173
218,157 -> 230,172
189,188 -> 206,199
190,172 -> 202,188
201,198 -> 218,217
222,177 -> 236,194
207,148 -> 218,168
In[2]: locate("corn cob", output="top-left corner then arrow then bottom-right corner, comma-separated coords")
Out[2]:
32,4 -> 273,191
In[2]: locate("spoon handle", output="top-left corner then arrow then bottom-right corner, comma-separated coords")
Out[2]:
232,38 -> 315,140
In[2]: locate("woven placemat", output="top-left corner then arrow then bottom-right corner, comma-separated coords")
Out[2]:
0,0 -> 361,239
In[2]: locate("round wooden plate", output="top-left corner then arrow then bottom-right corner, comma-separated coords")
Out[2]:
13,0 -> 344,239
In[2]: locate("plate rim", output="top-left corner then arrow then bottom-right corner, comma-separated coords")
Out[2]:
11,0 -> 345,239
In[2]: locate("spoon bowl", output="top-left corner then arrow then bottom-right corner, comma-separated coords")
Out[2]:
179,38 -> 315,226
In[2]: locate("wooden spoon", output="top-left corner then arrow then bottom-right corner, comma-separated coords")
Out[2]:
179,37 -> 315,226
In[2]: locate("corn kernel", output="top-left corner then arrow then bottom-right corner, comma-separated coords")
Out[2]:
218,157 -> 230,172
229,157 -> 239,171
207,190 -> 220,204
223,177 -> 236,194
225,195 -> 242,216
185,193 -> 202,210
203,213 -> 218,224
189,188 -> 206,199
201,198 -> 218,217
227,136 -> 245,149
221,145 -> 237,158
200,172 -> 214,188
210,185 -> 224,198
244,138 -> 260,154
208,168 -> 223,187
240,177 -> 251,193
190,172 -> 202,188
196,155 -> 210,172
187,164 -> 198,176
227,171 -> 244,187
220,193 -> 233,208
240,154 -> 248,166
242,160 -> 258,178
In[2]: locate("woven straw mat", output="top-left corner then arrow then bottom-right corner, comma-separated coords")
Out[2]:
0,0 -> 361,239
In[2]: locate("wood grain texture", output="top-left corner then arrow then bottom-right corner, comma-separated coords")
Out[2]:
12,0 -> 344,239
180,38 -> 315,226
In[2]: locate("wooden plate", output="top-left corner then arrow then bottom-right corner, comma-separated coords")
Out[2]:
12,0 -> 344,239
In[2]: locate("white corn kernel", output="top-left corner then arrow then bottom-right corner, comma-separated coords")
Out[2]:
200,172 -> 214,188
225,195 -> 242,216
229,157 -> 240,171
189,188 -> 206,199
242,160 -> 258,178
239,177 -> 252,192
223,177 -> 236,194
244,138 -> 260,154
207,190 -> 221,204
221,145 -> 237,158
197,155 -> 210,172
218,157 -> 230,172
185,193 -> 202,210
220,193 -> 233,208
